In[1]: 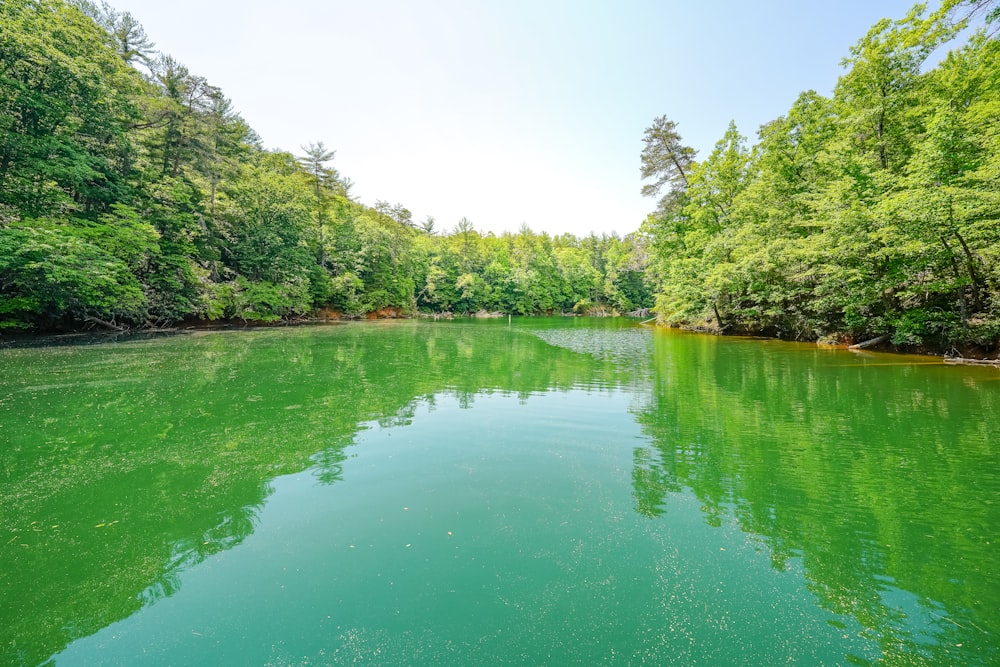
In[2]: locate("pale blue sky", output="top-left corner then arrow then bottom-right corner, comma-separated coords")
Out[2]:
111,0 -> 927,236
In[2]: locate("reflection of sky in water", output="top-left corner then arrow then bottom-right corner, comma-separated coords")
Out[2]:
530,326 -> 654,365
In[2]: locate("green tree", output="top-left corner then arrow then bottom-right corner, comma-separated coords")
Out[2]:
0,223 -> 147,328
640,115 -> 695,201
75,1 -> 156,65
0,0 -> 142,217
298,141 -> 338,266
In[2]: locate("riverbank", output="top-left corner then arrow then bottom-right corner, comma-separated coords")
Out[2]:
1,303 -> 649,339
658,318 -> 1000,364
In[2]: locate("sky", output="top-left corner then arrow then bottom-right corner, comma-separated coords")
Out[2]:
109,0 -> 928,237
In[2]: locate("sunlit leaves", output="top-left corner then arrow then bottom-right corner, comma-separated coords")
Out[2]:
641,6 -> 1000,348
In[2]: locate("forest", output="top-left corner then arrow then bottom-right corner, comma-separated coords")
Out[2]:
640,1 -> 1000,349
0,0 -> 653,332
1,0 -> 998,351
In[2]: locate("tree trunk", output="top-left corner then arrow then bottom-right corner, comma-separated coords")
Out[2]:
952,228 -> 984,311
84,316 -> 126,331
849,334 -> 889,349
939,235 -> 969,330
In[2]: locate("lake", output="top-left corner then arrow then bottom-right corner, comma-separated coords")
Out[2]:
2,318 -> 998,666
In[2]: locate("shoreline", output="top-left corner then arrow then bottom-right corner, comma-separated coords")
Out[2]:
3,313 -> 998,366
657,321 -> 1000,366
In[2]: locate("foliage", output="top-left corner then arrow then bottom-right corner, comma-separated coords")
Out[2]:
412,225 -> 653,316
641,5 -> 1000,349
0,0 -> 650,331
0,223 -> 146,327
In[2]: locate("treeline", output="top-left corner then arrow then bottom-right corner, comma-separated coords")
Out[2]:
411,225 -> 651,316
0,0 -> 652,331
641,1 -> 1000,348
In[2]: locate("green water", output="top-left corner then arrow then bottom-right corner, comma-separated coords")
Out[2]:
1,318 -> 997,666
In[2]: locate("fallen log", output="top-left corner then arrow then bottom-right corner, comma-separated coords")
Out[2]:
848,334 -> 889,350
84,316 -> 126,332
943,357 -> 1000,367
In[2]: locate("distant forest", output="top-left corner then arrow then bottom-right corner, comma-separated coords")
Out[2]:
1,0 -> 998,352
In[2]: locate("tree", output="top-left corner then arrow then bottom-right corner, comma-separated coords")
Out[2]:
148,55 -> 217,178
216,152 -> 316,320
640,115 -> 696,203
684,121 -> 750,234
73,1 -> 156,65
298,141 -> 338,266
109,11 -> 155,65
835,4 -> 955,173
0,0 -> 143,217
946,0 -> 1000,35
0,223 -> 147,328
419,215 -> 437,235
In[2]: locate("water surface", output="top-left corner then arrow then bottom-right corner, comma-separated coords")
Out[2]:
1,319 -> 997,665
